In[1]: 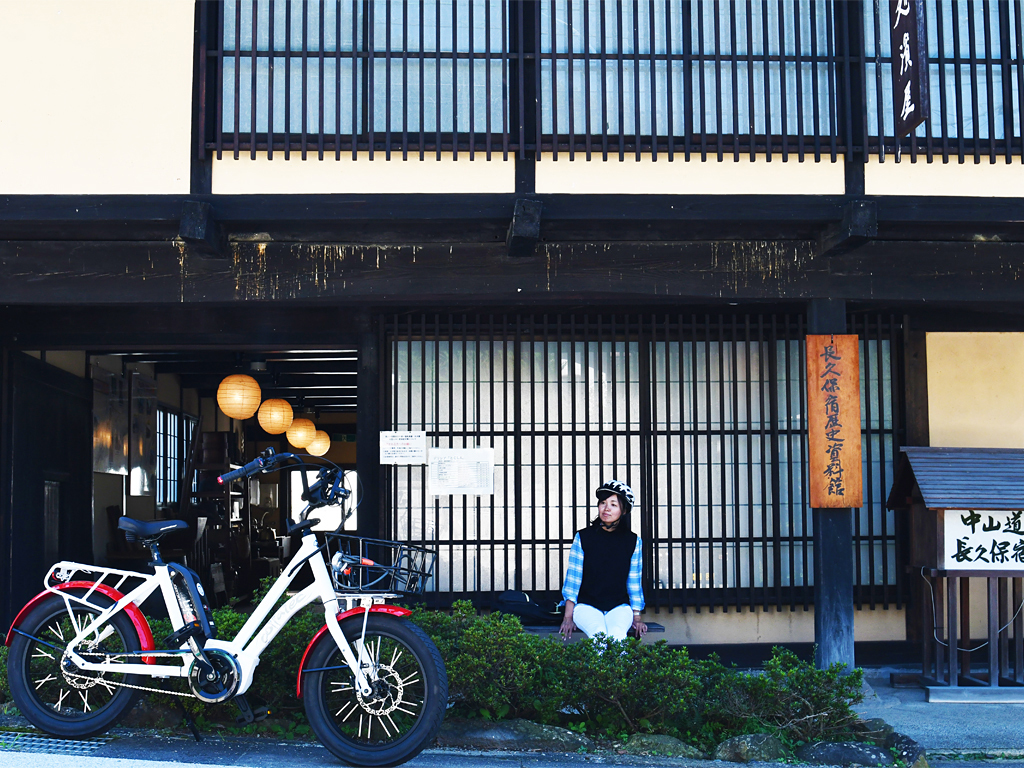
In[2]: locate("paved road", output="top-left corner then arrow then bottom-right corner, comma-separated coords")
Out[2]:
5,667 -> 1024,768
856,669 -> 1024,752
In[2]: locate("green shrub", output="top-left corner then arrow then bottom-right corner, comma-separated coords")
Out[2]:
0,645 -> 10,704
408,600 -> 564,722
700,647 -> 864,746
407,607 -> 865,753
560,636 -> 702,738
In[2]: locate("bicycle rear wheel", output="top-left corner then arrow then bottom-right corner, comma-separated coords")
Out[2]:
7,592 -> 142,737
303,614 -> 447,768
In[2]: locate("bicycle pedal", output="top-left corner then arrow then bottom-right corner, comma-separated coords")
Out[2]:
233,694 -> 271,725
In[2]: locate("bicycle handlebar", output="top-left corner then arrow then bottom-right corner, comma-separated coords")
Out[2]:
218,456 -> 266,484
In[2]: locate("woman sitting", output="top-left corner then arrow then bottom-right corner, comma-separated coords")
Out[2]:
559,480 -> 646,642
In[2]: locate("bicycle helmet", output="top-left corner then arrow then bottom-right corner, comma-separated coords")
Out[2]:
595,480 -> 634,514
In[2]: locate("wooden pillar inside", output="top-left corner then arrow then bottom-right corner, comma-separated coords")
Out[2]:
808,298 -> 856,671
356,313 -> 381,542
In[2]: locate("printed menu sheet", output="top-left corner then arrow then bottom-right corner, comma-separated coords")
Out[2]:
428,447 -> 494,496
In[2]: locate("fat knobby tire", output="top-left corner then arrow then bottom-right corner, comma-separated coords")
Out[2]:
303,614 -> 448,768
8,592 -> 143,737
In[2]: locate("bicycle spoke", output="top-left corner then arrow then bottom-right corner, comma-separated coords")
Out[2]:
25,607 -> 130,719
34,674 -> 57,690
319,630 -> 428,747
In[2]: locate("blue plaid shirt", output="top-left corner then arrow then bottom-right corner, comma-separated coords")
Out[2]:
562,531 -> 645,611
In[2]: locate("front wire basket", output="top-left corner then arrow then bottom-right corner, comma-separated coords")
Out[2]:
325,534 -> 436,595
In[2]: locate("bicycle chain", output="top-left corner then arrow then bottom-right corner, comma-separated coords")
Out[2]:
61,649 -> 199,698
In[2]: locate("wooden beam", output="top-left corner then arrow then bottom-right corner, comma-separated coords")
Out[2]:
2,193 -> 1022,244
3,238 -> 1024,309
818,200 -> 877,258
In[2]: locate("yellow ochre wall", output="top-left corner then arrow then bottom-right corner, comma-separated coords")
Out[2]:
0,0 -> 195,194
928,333 -> 1024,449
927,333 -> 1024,639
866,157 -> 1024,197
654,605 -> 904,647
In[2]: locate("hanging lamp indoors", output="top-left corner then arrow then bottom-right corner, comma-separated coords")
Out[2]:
257,398 -> 294,434
217,374 -> 262,420
286,417 -> 316,449
306,430 -> 331,456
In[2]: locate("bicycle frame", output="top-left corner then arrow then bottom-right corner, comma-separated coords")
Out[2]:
44,530 -> 374,697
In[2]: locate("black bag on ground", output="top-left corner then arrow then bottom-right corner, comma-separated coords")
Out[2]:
496,590 -> 562,625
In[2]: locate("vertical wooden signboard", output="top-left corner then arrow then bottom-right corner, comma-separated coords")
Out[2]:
806,335 -> 863,509
890,0 -> 929,138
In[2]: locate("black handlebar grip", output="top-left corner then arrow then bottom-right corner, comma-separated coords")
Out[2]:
218,456 -> 264,484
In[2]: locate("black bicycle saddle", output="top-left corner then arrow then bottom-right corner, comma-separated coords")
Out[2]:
118,517 -> 189,539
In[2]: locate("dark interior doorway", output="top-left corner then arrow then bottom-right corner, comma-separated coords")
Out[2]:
1,352 -> 92,628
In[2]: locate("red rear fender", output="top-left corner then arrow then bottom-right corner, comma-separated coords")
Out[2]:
5,581 -> 156,664
295,605 -> 412,699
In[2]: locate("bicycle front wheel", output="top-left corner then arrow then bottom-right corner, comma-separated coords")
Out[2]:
303,613 -> 447,768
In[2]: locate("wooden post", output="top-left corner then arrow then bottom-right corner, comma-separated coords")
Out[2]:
356,314 -> 381,541
961,578 -> 972,680
935,573 -> 945,683
1015,577 -> 1023,683
808,299 -> 856,671
999,577 -> 1009,684
989,576 -> 999,686
948,575 -> 959,687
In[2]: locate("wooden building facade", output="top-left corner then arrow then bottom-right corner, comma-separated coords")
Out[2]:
1,0 -> 1023,661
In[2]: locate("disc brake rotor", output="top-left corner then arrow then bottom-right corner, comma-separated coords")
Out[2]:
356,665 -> 405,716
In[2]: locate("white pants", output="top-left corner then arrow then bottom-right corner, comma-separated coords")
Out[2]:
572,603 -> 634,641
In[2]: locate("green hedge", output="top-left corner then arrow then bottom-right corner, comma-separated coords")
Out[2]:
0,596 -> 863,752
408,600 -> 864,752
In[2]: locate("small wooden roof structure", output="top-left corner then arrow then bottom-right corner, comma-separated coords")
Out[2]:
887,446 -> 1024,511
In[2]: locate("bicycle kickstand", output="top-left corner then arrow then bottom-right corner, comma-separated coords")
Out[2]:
177,699 -> 204,743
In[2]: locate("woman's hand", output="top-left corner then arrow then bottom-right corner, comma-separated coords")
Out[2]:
632,613 -> 647,638
559,601 -> 576,641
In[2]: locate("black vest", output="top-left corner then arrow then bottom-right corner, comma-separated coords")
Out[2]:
576,525 -> 637,612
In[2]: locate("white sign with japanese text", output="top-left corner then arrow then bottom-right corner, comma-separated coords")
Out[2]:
428,447 -> 494,497
380,431 -> 428,465
943,509 -> 1024,570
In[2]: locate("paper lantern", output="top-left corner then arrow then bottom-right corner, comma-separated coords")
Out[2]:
257,399 -> 293,434
286,418 -> 316,449
217,374 -> 262,420
306,430 -> 331,456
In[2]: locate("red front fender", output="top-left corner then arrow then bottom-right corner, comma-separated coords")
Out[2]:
296,604 -> 412,699
5,581 -> 156,664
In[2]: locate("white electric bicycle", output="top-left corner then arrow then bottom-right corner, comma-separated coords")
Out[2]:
5,448 -> 447,768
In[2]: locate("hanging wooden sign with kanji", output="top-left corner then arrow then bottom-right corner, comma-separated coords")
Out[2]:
806,334 -> 863,509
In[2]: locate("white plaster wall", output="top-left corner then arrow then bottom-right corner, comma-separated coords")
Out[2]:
865,156 -> 1024,197
927,333 -> 1024,449
535,153 -> 846,195
0,0 -> 194,194
651,605 -> 906,646
212,153 -> 515,194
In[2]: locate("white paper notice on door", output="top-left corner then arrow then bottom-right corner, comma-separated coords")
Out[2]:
428,447 -> 494,497
380,431 -> 428,465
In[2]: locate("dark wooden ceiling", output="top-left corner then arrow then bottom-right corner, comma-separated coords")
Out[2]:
117,349 -> 358,413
